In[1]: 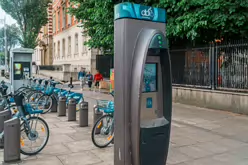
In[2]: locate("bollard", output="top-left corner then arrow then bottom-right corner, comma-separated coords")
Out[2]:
0,110 -> 11,148
93,105 -> 103,134
50,97 -> 58,112
4,117 -> 20,163
68,98 -> 76,121
79,102 -> 88,127
58,96 -> 66,116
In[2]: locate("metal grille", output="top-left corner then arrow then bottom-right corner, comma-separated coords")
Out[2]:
171,40 -> 248,92
216,41 -> 248,91
171,47 -> 211,88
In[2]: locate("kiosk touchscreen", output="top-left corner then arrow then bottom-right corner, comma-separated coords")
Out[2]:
13,62 -> 30,80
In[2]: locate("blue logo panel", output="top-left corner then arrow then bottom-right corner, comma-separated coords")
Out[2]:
114,2 -> 166,23
146,97 -> 153,108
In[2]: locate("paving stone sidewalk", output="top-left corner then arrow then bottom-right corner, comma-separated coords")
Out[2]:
1,91 -> 248,165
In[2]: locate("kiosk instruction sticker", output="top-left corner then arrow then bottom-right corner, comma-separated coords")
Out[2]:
146,97 -> 153,108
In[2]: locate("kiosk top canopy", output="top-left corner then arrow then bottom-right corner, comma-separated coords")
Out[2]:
114,2 -> 166,23
11,48 -> 34,54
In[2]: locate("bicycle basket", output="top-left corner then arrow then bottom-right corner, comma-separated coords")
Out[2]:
96,100 -> 111,109
45,86 -> 54,95
14,94 -> 24,106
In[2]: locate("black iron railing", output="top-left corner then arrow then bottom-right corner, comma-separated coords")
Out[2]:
171,40 -> 248,92
215,41 -> 248,91
170,47 -> 211,89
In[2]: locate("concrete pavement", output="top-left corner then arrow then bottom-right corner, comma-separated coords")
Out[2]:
1,90 -> 248,164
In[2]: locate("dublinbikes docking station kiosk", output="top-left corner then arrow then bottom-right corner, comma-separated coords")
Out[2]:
114,2 -> 172,165
10,48 -> 33,92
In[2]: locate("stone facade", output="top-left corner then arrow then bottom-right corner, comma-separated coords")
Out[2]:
33,3 -> 53,66
33,0 -> 100,74
52,23 -> 100,73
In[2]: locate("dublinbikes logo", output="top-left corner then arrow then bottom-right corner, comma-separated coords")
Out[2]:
140,6 -> 155,20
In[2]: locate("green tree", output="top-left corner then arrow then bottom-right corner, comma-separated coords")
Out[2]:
0,24 -> 21,52
159,0 -> 248,45
0,0 -> 51,48
0,52 -> 4,65
69,0 -> 115,54
69,0 -> 248,52
0,24 -> 21,62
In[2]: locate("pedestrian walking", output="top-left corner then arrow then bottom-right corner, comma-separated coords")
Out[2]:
86,71 -> 93,90
78,67 -> 86,90
94,70 -> 103,92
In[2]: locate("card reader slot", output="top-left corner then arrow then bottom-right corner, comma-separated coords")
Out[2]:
153,132 -> 165,136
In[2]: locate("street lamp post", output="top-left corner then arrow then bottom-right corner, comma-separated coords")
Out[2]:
4,17 -> 7,71
0,16 -> 7,71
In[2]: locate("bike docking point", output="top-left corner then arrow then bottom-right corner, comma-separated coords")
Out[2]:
4,117 -> 20,163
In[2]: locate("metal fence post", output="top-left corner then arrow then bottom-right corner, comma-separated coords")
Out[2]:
210,43 -> 217,90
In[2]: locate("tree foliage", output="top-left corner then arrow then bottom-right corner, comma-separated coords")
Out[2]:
0,24 -> 21,52
69,0 -> 115,53
160,0 -> 248,44
0,24 -> 21,62
69,0 -> 248,52
0,0 -> 51,48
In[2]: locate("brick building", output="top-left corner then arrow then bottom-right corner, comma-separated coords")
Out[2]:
34,0 -> 99,73
33,3 -> 53,66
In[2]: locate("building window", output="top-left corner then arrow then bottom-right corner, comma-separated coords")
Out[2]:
75,33 -> 78,54
62,39 -> 65,58
62,5 -> 66,29
54,43 -> 56,59
68,36 -> 71,56
73,15 -> 76,23
58,10 -> 60,31
68,13 -> 72,26
82,36 -> 87,56
58,41 -> 60,58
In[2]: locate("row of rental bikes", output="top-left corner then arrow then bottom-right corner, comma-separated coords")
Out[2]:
0,76 -> 115,157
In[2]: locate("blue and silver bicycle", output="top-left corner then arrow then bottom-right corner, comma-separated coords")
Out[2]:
0,91 -> 50,155
91,91 -> 114,148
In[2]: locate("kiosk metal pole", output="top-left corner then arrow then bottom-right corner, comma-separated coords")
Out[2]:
114,2 -> 172,165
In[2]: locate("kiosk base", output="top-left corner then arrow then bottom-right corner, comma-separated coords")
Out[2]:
140,124 -> 170,165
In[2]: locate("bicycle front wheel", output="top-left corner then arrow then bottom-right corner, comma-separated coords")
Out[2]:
37,95 -> 53,114
20,117 -> 49,155
28,91 -> 43,104
91,114 -> 114,148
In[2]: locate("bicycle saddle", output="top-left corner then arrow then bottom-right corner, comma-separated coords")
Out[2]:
44,80 -> 49,86
38,79 -> 43,84
68,84 -> 74,88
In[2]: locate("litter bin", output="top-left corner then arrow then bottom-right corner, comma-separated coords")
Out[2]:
1,70 -> 4,77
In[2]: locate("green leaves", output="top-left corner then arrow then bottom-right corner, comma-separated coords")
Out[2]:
70,0 -> 248,51
0,0 -> 50,48
69,0 -> 115,53
0,24 -> 21,49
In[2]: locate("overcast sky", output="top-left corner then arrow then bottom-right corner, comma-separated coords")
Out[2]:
0,7 -> 17,27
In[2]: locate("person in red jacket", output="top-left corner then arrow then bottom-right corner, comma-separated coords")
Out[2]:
94,70 -> 103,91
